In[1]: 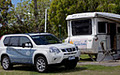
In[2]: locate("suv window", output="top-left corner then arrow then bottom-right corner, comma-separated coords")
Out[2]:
3,37 -> 10,46
20,36 -> 31,46
9,36 -> 19,47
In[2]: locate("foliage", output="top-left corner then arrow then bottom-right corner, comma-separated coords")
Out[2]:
0,0 -> 50,36
8,0 -> 50,34
0,0 -> 120,38
48,0 -> 120,38
0,0 -> 12,36
0,0 -> 12,23
48,0 -> 87,38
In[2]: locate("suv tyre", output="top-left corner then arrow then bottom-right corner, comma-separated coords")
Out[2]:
35,56 -> 48,73
1,56 -> 13,70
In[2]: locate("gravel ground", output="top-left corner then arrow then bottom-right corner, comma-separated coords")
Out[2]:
78,60 -> 120,66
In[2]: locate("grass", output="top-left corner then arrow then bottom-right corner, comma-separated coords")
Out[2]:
80,54 -> 90,59
80,54 -> 96,62
0,54 -> 119,75
1,64 -> 120,75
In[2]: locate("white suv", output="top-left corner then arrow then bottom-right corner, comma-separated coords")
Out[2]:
0,33 -> 80,72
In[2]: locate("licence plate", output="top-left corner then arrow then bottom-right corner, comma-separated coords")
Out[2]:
68,56 -> 75,60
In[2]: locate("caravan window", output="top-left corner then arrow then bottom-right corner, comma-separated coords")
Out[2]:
98,22 -> 106,33
71,19 -> 92,35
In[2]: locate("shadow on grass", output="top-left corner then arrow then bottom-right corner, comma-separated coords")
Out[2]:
47,66 -> 87,73
13,65 -> 36,72
12,65 -> 87,73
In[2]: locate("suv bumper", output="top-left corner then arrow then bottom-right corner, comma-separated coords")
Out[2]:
48,57 -> 79,66
47,51 -> 80,65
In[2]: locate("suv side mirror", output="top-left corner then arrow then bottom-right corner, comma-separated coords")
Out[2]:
22,42 -> 33,48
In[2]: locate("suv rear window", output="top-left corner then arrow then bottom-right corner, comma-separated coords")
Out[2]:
9,36 -> 19,46
3,36 -> 19,47
3,37 -> 10,46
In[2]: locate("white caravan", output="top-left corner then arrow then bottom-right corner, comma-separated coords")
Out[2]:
65,12 -> 120,61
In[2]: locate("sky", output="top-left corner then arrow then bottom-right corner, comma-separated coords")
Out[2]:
11,0 -> 26,7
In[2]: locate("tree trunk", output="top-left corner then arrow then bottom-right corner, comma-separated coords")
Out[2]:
33,0 -> 39,32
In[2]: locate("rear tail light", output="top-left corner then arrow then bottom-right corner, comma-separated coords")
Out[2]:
0,36 -> 3,40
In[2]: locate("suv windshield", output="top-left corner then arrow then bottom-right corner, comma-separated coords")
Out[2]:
31,35 -> 61,45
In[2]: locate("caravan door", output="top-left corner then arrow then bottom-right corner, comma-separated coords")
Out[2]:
107,23 -> 117,51
97,22 -> 111,51
97,22 -> 117,51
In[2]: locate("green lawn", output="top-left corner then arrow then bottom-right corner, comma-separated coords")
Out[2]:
0,64 -> 120,75
80,54 -> 96,62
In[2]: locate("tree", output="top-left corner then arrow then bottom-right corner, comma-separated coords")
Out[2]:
0,0 -> 12,35
31,0 -> 50,32
48,0 -> 88,38
48,0 -> 120,38
1,0 -> 120,37
8,0 -> 50,34
8,0 -> 33,33
96,0 -> 118,13
33,0 -> 39,32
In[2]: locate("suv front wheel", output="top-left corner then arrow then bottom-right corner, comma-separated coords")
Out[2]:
1,56 -> 13,70
35,56 -> 48,73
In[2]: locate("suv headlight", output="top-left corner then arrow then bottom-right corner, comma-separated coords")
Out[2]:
49,47 -> 60,54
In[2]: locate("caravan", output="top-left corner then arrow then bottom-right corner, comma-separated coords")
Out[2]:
65,12 -> 120,61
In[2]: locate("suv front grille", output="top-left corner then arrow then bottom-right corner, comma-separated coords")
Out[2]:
64,52 -> 77,55
61,48 -> 76,52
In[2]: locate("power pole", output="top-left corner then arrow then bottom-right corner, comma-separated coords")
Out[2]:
45,9 -> 47,33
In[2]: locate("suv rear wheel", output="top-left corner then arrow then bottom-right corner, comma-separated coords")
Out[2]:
1,56 -> 13,70
35,56 -> 48,73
